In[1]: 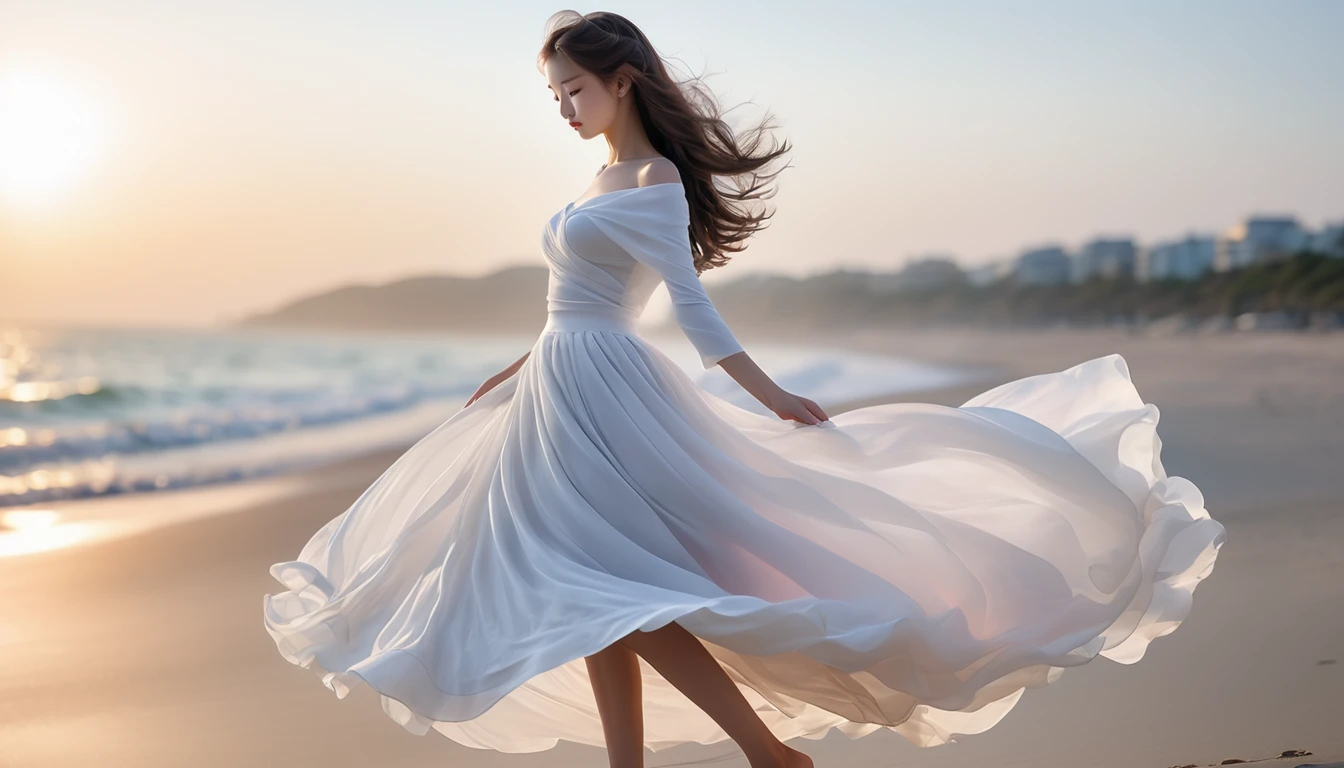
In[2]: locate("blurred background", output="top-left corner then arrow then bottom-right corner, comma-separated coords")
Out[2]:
1,2 -> 1341,767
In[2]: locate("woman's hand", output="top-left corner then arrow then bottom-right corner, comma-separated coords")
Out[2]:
463,351 -> 531,409
463,374 -> 505,409
764,386 -> 830,426
716,350 -> 830,426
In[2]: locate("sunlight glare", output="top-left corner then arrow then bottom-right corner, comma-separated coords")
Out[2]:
0,72 -> 107,207
0,509 -> 97,557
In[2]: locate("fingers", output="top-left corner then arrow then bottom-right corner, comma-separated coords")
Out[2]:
804,398 -> 829,422
778,409 -> 815,425
776,396 -> 826,425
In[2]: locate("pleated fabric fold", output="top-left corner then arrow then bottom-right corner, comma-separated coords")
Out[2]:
263,330 -> 1225,752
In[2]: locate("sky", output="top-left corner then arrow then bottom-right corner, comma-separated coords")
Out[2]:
1,0 -> 1342,328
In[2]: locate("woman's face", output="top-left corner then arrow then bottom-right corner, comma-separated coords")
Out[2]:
543,53 -> 623,141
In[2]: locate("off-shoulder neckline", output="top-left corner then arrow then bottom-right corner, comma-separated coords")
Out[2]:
568,182 -> 684,211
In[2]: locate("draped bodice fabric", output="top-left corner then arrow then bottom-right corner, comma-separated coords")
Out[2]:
541,182 -> 744,369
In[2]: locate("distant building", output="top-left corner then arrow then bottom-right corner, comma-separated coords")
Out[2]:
1072,237 -> 1137,283
1214,216 -> 1309,271
967,259 -> 1014,287
1014,246 -> 1072,286
1140,234 -> 1216,281
1310,221 -> 1344,258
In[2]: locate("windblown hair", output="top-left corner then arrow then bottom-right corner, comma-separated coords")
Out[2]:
537,10 -> 792,274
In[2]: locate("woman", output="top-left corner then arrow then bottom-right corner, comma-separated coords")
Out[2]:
263,10 -> 1226,768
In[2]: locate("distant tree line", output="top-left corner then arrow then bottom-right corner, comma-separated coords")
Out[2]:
706,250 -> 1344,333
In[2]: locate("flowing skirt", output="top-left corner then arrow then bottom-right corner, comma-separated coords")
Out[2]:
263,318 -> 1226,752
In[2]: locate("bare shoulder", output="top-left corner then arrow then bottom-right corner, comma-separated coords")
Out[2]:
637,156 -> 683,187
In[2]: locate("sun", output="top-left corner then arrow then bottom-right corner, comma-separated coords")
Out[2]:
0,72 -> 107,208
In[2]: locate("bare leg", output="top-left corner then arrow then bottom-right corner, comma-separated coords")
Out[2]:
586,642 -> 646,768
616,622 -> 813,768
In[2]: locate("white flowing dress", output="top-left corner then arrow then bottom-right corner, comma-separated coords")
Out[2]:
263,181 -> 1227,752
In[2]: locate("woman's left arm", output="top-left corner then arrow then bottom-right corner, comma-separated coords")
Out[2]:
585,167 -> 829,425
717,352 -> 830,425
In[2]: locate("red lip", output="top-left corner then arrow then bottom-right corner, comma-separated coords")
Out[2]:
569,122 -> 582,128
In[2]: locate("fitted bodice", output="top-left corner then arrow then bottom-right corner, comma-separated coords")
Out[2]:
540,182 -> 744,369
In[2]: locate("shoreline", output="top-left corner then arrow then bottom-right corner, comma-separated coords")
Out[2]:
8,323 -> 1343,557
1,327 -> 1341,767
0,338 -> 1004,553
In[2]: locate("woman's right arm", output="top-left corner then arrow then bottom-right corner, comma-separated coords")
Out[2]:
463,351 -> 530,409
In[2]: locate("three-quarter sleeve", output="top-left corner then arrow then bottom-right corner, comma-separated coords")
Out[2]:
584,186 -> 745,369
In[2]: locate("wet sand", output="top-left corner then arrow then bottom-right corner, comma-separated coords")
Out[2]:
1,327 -> 1341,768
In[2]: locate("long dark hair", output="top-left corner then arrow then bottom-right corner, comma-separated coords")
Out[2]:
537,10 -> 792,274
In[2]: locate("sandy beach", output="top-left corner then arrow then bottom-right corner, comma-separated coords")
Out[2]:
2,327 -> 1342,768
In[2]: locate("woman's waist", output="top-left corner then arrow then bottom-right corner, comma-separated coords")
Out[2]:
542,303 -> 642,335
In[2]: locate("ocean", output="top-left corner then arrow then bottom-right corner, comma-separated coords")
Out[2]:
0,323 -> 981,509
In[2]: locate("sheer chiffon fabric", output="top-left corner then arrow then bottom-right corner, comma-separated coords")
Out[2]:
263,183 -> 1225,752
